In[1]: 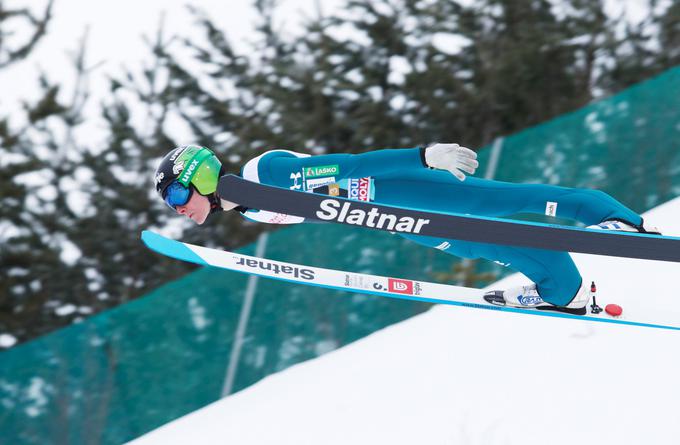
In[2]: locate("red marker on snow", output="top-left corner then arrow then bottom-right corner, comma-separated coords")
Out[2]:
605,304 -> 623,317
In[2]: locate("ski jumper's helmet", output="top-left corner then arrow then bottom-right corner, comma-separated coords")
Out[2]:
154,145 -> 222,207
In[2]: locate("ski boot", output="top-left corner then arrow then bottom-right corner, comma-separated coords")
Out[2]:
587,218 -> 662,235
484,280 -> 590,315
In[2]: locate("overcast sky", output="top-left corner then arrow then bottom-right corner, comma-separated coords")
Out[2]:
0,0 -> 345,121
1,0 -> 662,120
0,0 -> 666,148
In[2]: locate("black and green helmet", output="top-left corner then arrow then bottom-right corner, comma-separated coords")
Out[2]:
154,145 -> 222,200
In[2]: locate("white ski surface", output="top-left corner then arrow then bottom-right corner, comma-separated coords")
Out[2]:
130,197 -> 680,445
142,230 -> 659,327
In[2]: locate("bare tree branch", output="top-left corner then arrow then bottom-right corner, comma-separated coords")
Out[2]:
0,0 -> 55,68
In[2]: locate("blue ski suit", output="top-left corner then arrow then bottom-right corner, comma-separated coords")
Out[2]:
237,147 -> 643,306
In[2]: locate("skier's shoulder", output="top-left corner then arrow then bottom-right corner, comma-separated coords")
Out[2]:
241,149 -> 310,183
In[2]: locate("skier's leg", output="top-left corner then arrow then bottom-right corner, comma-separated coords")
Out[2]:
376,170 -> 642,226
400,233 -> 582,306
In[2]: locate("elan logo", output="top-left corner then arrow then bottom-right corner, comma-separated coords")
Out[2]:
518,295 -> 544,306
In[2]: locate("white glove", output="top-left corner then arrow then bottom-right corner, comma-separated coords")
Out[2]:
424,142 -> 479,181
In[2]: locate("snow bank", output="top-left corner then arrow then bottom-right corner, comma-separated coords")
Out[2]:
128,198 -> 680,445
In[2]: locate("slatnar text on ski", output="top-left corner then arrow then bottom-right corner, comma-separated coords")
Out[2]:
316,199 -> 430,233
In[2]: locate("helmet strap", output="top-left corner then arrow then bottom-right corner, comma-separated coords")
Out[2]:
208,193 -> 222,214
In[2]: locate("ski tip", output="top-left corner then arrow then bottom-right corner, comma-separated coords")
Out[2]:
141,230 -> 175,253
140,230 -> 209,266
140,230 -> 159,248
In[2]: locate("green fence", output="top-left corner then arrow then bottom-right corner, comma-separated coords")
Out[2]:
2,65 -> 680,444
485,67 -> 680,211
0,223 -> 502,444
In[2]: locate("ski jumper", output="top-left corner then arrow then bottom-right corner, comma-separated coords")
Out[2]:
234,147 -> 643,306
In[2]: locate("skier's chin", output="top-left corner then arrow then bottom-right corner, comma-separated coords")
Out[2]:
190,212 -> 209,225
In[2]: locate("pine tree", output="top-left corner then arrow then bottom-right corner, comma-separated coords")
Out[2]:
3,0 -> 680,346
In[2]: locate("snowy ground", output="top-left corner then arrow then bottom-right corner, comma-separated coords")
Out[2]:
128,197 -> 680,445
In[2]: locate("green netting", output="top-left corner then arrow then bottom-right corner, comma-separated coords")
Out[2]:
0,223 -> 504,444
2,65 -> 680,444
484,67 -> 680,212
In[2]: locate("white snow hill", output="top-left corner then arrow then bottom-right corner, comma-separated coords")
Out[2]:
128,197 -> 680,445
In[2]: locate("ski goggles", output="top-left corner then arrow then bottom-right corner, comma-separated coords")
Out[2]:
163,180 -> 194,209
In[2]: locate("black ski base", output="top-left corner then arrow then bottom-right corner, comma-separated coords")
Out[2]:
535,305 -> 587,316
218,174 -> 680,263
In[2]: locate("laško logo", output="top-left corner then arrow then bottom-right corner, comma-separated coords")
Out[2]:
305,164 -> 339,178
388,278 -> 414,295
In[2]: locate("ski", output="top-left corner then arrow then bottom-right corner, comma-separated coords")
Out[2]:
217,175 -> 680,263
141,230 -> 680,331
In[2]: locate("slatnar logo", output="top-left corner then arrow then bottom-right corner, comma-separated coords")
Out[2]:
235,257 -> 315,280
315,199 -> 430,234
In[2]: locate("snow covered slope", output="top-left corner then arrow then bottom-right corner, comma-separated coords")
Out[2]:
128,198 -> 680,445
